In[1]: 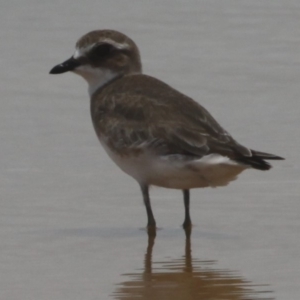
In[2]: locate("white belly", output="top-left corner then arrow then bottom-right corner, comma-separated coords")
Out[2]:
100,139 -> 248,189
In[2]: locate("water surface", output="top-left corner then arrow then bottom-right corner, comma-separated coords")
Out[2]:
0,1 -> 299,299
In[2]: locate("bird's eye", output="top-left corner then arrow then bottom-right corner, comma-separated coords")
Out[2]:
92,43 -> 114,57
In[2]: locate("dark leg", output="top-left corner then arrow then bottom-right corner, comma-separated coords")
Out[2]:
182,189 -> 192,229
140,184 -> 156,230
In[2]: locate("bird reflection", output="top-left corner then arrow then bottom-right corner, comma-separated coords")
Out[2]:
113,228 -> 274,300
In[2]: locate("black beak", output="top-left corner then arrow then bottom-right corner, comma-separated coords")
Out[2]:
49,57 -> 81,74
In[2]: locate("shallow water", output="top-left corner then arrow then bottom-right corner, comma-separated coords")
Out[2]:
113,234 -> 275,300
0,1 -> 299,299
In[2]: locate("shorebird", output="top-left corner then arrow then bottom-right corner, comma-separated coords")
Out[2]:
50,30 -> 283,230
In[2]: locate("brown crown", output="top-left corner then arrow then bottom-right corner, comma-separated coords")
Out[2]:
75,30 -> 142,74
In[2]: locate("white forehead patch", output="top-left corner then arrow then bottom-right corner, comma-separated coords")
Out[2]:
101,38 -> 130,50
73,45 -> 93,59
73,39 -> 130,59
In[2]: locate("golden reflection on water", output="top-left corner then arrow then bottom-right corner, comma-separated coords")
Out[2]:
113,229 -> 273,300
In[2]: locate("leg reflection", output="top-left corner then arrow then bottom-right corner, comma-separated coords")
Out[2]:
144,231 -> 156,274
113,229 -> 274,300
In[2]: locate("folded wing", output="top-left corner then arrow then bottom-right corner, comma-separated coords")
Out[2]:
93,75 -> 284,169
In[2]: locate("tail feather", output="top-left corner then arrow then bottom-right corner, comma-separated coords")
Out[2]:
251,150 -> 284,160
236,149 -> 284,171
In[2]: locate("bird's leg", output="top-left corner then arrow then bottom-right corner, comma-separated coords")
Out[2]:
182,189 -> 192,229
140,184 -> 156,231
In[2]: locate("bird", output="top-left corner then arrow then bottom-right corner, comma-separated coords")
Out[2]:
50,29 -> 284,231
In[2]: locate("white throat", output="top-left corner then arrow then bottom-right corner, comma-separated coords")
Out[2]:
73,65 -> 118,97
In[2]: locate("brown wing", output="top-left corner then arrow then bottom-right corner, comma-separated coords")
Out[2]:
91,74 -> 252,159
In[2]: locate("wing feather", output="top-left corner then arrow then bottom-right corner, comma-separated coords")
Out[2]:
91,74 -> 250,159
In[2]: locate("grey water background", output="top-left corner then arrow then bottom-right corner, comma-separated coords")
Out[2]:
1,1 -> 299,299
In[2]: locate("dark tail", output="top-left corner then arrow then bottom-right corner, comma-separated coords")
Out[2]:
236,150 -> 284,171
